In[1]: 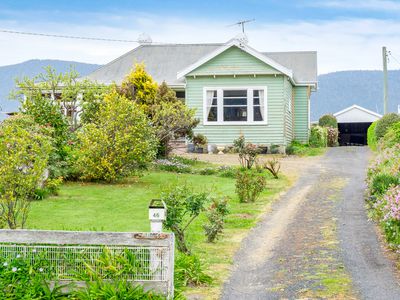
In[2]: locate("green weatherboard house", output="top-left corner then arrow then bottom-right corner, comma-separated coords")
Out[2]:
85,36 -> 318,150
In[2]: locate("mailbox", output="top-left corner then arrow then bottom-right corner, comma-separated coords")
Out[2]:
149,199 -> 166,233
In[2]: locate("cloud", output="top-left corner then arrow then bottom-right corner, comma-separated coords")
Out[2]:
1,10 -> 400,74
310,0 -> 400,11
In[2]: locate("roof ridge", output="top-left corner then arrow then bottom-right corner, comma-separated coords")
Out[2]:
263,51 -> 317,54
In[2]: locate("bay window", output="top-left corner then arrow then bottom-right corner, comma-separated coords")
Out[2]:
203,87 -> 267,124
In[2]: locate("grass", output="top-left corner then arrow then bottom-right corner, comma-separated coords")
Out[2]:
287,141 -> 327,157
27,169 -> 290,299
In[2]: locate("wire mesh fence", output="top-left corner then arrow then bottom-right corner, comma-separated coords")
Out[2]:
0,230 -> 175,298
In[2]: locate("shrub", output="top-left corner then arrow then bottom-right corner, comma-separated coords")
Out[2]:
367,121 -> 378,151
75,91 -> 157,182
319,114 -> 338,128
198,167 -> 218,175
171,156 -> 198,166
263,158 -> 281,179
72,248 -> 164,299
0,252 -> 67,298
155,158 -> 192,173
381,121 -> 400,149
203,197 -> 229,243
33,177 -> 63,200
233,135 -> 259,169
269,144 -> 280,154
309,126 -> 327,148
326,127 -> 339,147
174,253 -> 212,287
161,185 -> 210,254
370,173 -> 399,197
193,134 -> 208,147
374,186 -> 400,245
375,113 -> 400,140
235,170 -> 266,203
0,115 -> 52,229
217,165 -> 237,178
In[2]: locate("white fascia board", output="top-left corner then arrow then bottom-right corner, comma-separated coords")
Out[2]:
333,104 -> 382,119
177,40 -> 294,80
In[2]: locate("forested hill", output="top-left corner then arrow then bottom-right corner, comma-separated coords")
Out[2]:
1,60 -> 399,121
311,70 -> 400,120
0,59 -> 100,119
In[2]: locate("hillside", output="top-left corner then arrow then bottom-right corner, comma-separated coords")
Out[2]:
311,70 -> 400,120
1,60 -> 399,122
0,59 -> 100,119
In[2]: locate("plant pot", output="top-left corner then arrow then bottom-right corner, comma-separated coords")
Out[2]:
187,143 -> 195,153
195,147 -> 204,153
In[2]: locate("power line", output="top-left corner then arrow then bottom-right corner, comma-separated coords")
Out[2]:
388,50 -> 400,67
0,29 -> 139,43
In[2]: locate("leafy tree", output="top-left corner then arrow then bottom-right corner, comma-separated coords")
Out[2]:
318,114 -> 338,128
152,99 -> 198,156
119,66 -> 198,156
75,91 -> 157,182
0,115 -> 52,229
161,184 -> 209,254
13,67 -> 109,179
119,63 -> 158,112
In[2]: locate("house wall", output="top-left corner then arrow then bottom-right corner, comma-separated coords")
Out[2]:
188,46 -> 279,76
294,86 -> 310,143
283,77 -> 294,144
185,74 -> 286,145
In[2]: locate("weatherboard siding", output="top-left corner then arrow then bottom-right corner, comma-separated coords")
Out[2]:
294,86 -> 309,143
188,46 -> 280,76
283,78 -> 294,144
186,75 -> 286,145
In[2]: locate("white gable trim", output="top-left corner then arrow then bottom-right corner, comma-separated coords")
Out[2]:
177,40 -> 293,81
333,104 -> 382,119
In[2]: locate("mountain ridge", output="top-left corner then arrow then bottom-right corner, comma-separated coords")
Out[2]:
1,59 -> 399,122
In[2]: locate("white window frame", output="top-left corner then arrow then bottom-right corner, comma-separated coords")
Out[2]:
203,86 -> 268,125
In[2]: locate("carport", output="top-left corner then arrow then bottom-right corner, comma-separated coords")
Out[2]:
333,105 -> 382,146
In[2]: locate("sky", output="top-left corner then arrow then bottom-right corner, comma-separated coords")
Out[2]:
1,0 -> 400,74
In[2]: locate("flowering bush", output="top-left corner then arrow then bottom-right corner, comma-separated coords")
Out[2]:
309,125 -> 328,148
367,131 -> 400,247
383,186 -> 400,221
155,158 -> 192,173
233,135 -> 259,169
203,197 -> 230,242
235,170 -> 266,203
326,127 -> 339,147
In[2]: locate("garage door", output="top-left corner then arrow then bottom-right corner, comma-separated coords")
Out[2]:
337,122 -> 371,146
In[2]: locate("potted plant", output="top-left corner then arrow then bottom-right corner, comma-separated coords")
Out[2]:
193,134 -> 208,153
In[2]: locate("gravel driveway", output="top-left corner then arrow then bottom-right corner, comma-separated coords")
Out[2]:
221,147 -> 400,299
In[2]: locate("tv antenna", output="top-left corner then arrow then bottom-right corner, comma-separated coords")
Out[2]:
229,19 -> 255,33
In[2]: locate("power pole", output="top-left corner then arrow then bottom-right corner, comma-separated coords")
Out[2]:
383,46 -> 388,114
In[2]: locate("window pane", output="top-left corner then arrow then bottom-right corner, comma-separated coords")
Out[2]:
254,90 -> 259,97
253,97 -> 260,105
212,98 -> 217,105
224,107 -> 247,121
223,90 -> 247,98
223,98 -> 247,106
207,107 -> 218,121
254,106 -> 264,121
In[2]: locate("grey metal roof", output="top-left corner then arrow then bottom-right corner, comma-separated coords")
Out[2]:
84,44 -> 222,86
85,43 -> 317,86
262,51 -> 318,83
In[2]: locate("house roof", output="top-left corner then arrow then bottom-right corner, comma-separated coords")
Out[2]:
333,104 -> 382,123
84,42 -> 317,87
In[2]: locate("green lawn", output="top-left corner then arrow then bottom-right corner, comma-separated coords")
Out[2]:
28,170 -> 290,298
